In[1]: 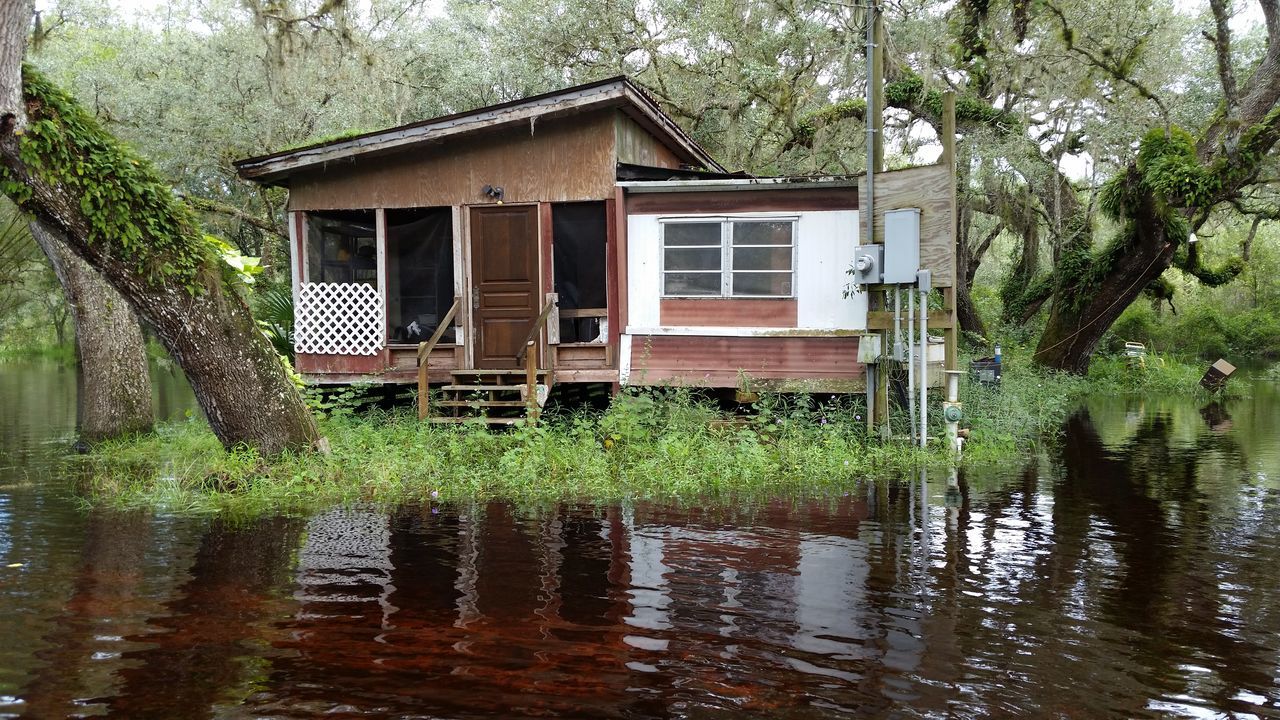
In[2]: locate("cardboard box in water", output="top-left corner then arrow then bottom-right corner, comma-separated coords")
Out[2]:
1200,359 -> 1236,390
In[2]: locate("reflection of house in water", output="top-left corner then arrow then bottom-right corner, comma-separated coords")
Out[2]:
237,496 -> 931,716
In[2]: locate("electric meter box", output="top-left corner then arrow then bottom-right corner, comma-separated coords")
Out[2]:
882,208 -> 921,284
851,244 -> 883,286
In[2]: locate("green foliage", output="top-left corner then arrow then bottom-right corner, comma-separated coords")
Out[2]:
1135,127 -> 1220,210
794,99 -> 866,148
252,283 -> 295,360
72,378 -> 1103,514
5,67 -> 219,293
883,74 -> 1013,127
1105,301 -> 1280,361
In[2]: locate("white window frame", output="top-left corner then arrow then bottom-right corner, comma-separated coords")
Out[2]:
659,216 -> 797,298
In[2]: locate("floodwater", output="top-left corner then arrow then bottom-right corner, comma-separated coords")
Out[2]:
1,361 -> 1279,718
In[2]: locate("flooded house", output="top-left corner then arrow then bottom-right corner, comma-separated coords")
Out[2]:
235,77 -> 956,422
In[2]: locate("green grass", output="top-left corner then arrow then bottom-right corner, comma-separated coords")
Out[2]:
79,393 -> 936,514
73,345 -> 1235,515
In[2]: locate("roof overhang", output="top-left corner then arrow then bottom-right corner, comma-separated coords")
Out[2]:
617,176 -> 860,193
236,77 -> 724,184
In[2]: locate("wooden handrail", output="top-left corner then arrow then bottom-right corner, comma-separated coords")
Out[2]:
517,295 -> 557,424
515,296 -> 557,364
417,296 -> 462,420
558,307 -> 607,319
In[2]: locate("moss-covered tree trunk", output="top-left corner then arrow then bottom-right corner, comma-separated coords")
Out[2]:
0,2 -> 319,454
30,220 -> 153,442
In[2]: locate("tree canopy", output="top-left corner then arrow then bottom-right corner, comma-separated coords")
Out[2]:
5,0 -> 1279,372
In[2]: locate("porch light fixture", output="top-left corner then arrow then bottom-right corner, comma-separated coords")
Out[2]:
482,184 -> 505,204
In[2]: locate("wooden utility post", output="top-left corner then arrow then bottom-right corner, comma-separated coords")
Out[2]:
941,92 -> 959,375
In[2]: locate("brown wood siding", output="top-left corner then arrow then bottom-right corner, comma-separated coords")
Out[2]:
629,336 -> 862,388
625,187 -> 857,215
615,113 -> 681,168
857,164 -> 956,287
659,298 -> 797,327
389,346 -> 461,371
288,111 -> 618,210
555,344 -> 609,368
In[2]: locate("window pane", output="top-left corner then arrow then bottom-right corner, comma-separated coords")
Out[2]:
732,221 -> 792,246
733,246 -> 792,271
664,223 -> 721,246
733,272 -> 792,296
664,272 -> 721,295
664,247 -> 721,271
306,210 -> 377,286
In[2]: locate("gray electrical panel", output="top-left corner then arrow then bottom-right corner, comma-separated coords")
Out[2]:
883,208 -> 921,284
851,243 -> 883,286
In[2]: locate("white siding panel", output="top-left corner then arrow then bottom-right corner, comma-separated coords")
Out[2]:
627,214 -> 662,328
797,210 -> 864,330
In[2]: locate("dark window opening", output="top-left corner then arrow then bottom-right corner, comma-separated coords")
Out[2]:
552,202 -> 608,343
387,207 -> 455,345
306,210 -> 377,286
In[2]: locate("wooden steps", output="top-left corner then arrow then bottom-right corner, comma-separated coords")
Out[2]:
424,369 -> 551,425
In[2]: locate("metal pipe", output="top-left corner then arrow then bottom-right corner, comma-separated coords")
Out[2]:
944,370 -> 962,456
864,0 -> 877,260
893,286 -> 901,359
920,283 -> 928,448
907,288 -> 916,442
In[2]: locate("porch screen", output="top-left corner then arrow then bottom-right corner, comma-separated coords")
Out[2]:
552,202 -> 607,343
305,210 -> 377,286
386,207 -> 455,345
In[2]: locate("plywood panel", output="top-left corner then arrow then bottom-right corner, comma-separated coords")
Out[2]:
857,164 -> 956,287
288,111 -> 618,210
628,335 -> 863,388
615,113 -> 681,168
659,298 -> 797,327
625,215 -> 661,327
626,187 -> 857,215
795,210 -> 864,330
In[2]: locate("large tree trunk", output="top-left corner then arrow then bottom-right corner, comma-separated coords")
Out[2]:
1033,223 -> 1174,374
954,205 -> 988,338
0,3 -> 319,454
30,221 -> 153,442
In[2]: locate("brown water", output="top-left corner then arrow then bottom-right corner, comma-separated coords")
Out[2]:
1,361 -> 1279,718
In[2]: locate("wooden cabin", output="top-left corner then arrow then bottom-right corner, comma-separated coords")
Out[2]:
236,77 -> 955,421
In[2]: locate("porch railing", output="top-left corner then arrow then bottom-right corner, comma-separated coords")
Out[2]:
416,296 -> 462,420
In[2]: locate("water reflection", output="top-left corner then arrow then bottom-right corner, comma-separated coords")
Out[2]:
0,362 -> 1278,717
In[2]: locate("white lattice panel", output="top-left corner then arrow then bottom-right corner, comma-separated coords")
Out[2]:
295,282 -> 384,356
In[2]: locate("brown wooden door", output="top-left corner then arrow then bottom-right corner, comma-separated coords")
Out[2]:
470,206 -> 539,368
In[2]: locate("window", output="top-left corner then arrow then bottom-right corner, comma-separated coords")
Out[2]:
306,210 -> 377,286
661,218 -> 795,297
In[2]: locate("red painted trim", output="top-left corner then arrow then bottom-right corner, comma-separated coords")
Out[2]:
625,187 -> 857,214
605,196 -> 620,367
659,298 -> 797,327
628,335 -> 863,386
614,186 -> 629,336
296,353 -> 386,375
294,212 -> 306,283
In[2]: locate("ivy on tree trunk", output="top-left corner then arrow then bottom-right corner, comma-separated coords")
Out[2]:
0,1 -> 319,454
